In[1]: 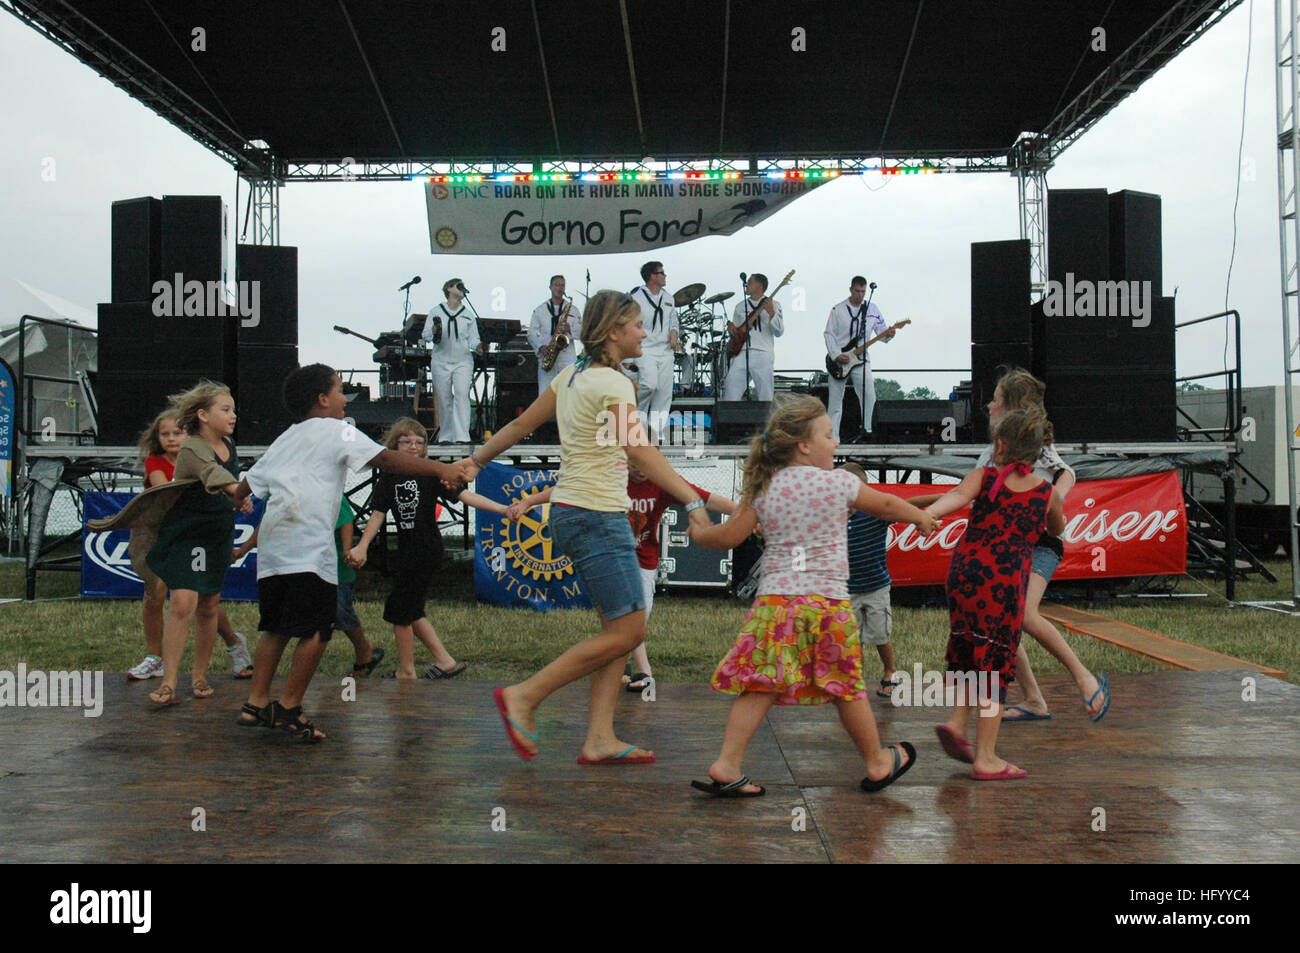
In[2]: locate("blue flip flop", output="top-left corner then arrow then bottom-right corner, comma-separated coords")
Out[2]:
1084,672 -> 1112,722
1002,704 -> 1052,722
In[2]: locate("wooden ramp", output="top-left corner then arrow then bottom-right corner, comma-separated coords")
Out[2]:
1040,604 -> 1285,676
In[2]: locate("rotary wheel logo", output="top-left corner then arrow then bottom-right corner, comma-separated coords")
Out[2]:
434,226 -> 458,249
497,501 -> 573,582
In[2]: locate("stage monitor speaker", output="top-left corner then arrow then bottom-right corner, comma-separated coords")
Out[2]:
714,401 -> 771,444
1048,189 -> 1109,285
971,341 -> 1033,442
1041,368 -> 1175,443
95,371 -> 202,445
235,244 -> 298,346
111,197 -> 162,304
494,339 -> 538,386
1109,189 -> 1162,294
161,195 -> 227,287
495,383 -> 536,433
235,344 -> 298,444
970,239 -> 1031,344
1032,296 -> 1174,377
873,399 -> 956,444
96,301 -> 236,380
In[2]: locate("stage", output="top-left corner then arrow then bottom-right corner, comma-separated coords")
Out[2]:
0,670 -> 1294,864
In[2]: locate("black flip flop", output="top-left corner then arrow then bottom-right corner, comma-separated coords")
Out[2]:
625,672 -> 653,693
424,661 -> 468,679
859,741 -> 917,793
690,776 -> 766,798
352,647 -> 385,678
235,701 -> 273,728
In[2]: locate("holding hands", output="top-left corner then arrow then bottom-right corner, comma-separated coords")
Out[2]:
347,545 -> 367,569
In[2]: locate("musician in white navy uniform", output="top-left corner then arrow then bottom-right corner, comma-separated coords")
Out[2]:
628,260 -> 679,431
423,277 -> 482,443
527,274 -> 578,395
723,273 -> 784,401
824,275 -> 893,441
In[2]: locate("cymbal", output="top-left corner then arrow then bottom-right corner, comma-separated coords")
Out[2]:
704,290 -> 734,304
673,282 -> 706,306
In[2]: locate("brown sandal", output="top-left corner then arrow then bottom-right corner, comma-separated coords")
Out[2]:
192,678 -> 214,699
149,684 -> 179,706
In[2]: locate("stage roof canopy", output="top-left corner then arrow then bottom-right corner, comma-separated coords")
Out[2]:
7,0 -> 1238,173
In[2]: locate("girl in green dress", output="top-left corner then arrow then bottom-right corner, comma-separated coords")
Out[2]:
146,381 -> 251,705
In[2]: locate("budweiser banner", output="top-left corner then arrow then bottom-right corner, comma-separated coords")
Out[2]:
875,472 -> 1187,586
424,175 -> 829,255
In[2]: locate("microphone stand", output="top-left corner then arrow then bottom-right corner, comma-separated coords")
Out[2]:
741,274 -> 752,402
458,288 -> 487,441
849,284 -> 877,445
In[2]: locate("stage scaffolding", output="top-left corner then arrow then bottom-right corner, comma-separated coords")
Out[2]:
1276,0 -> 1300,605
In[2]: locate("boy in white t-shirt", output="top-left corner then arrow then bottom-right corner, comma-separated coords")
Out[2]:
231,364 -> 470,741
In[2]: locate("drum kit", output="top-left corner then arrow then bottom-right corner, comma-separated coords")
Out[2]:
672,282 -> 738,397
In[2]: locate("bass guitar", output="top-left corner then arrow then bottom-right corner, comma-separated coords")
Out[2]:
727,269 -> 795,359
824,319 -> 910,381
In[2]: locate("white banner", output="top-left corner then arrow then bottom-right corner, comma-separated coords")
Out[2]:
424,175 -> 829,255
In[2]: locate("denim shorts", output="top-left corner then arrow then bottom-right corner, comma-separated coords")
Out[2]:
335,581 -> 361,632
1030,544 -> 1062,582
549,504 -> 646,621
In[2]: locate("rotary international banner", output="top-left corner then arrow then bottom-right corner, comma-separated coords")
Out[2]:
876,472 -> 1187,586
425,174 -> 830,255
81,491 -> 262,601
473,461 -> 591,611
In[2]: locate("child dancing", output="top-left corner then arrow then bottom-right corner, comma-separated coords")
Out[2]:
924,408 -> 1065,780
688,395 -> 937,797
350,418 -> 507,680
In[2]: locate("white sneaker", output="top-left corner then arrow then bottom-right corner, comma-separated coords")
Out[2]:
227,632 -> 253,677
127,655 -> 163,680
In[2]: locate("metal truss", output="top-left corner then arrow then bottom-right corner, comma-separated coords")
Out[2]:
1010,137 -> 1051,300
1274,0 -> 1300,604
1041,0 -> 1244,164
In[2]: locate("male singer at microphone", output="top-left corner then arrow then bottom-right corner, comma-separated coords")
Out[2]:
629,260 -> 679,434
824,275 -> 893,441
723,273 -> 783,401
424,277 -> 482,443
527,274 -> 577,395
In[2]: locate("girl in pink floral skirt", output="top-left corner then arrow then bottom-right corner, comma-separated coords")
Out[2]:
689,395 -> 938,797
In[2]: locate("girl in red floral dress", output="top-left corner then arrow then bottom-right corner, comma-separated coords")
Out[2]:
688,395 -> 938,798
923,408 -> 1065,780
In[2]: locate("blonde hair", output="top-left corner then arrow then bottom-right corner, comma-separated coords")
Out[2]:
136,406 -> 181,465
578,290 -> 641,370
838,461 -> 869,485
381,417 -> 428,450
996,367 -> 1055,443
740,394 -> 827,506
991,407 -> 1050,466
168,381 -> 232,435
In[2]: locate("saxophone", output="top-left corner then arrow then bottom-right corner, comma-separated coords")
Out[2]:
540,297 -> 574,372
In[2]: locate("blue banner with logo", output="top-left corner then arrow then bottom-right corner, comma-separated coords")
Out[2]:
81,491 -> 263,600
473,461 -> 590,611
0,358 -> 14,499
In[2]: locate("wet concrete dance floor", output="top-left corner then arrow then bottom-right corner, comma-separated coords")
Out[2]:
0,670 -> 1294,863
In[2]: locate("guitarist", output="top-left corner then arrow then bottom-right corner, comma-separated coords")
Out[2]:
823,275 -> 894,441
527,274 -> 577,394
723,273 -> 784,401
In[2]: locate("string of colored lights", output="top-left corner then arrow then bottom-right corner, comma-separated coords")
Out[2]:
421,166 -> 939,184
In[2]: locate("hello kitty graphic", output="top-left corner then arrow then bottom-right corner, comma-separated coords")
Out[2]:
394,479 -> 420,530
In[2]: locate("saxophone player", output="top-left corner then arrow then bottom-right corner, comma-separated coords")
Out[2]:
528,274 -> 578,394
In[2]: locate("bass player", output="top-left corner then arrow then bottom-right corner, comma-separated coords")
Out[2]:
824,275 -> 894,441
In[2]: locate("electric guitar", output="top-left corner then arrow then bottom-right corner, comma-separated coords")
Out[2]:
824,319 -> 911,380
726,269 -> 795,359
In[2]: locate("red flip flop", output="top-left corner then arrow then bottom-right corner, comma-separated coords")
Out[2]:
935,724 -> 974,764
971,763 -> 1028,780
577,745 -> 656,765
493,688 -> 538,762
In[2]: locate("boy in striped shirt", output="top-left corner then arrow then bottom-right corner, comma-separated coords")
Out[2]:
840,463 -> 898,697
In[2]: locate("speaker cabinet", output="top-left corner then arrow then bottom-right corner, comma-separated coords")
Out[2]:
111,197 -> 162,304
970,239 -> 1031,344
235,244 -> 298,346
1109,189 -> 1162,295
95,371 -> 203,445
235,344 -> 298,445
161,195 -> 227,287
1048,189 -> 1109,285
714,401 -> 771,444
97,301 -> 236,380
971,341 -> 1033,442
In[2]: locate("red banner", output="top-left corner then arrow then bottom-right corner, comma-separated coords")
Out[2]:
873,472 -> 1187,586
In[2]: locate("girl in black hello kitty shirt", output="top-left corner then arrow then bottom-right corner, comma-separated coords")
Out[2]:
350,418 -> 508,679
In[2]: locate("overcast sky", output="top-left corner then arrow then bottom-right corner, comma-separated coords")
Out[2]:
0,1 -> 1285,399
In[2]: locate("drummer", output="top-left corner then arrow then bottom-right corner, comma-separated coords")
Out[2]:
629,261 -> 679,435
723,273 -> 783,401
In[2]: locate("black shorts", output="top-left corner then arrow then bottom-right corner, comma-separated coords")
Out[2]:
383,563 -> 435,627
258,572 -> 336,641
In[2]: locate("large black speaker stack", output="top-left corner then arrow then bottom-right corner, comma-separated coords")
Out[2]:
968,188 -> 1172,443
97,195 -> 300,446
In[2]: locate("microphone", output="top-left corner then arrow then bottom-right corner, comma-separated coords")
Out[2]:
869,282 -> 877,290
457,281 -> 469,294
740,272 -> 747,284
399,276 -> 421,291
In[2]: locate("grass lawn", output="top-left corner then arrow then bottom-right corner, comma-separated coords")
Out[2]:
1,545 -> 1296,687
